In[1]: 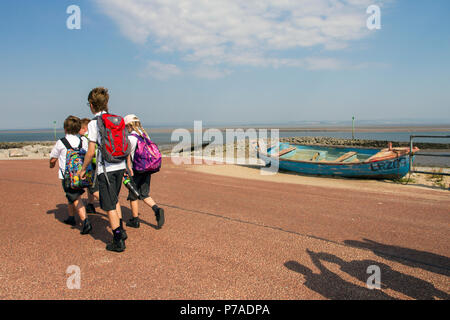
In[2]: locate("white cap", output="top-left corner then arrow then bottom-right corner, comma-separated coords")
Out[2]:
124,114 -> 139,125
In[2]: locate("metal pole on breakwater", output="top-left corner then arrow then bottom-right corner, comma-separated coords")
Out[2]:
352,116 -> 355,140
53,121 -> 56,141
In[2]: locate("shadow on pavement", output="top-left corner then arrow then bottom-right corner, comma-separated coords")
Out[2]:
46,203 -> 70,224
285,249 -> 395,300
285,249 -> 449,300
344,238 -> 450,277
47,203 -> 112,245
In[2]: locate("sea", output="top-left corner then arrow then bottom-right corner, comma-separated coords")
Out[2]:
1,129 -> 449,145
1,128 -> 449,167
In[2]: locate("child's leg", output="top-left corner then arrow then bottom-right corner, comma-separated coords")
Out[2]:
98,170 -> 126,251
115,201 -> 127,237
125,172 -> 140,227
139,174 -> 164,228
130,200 -> 139,218
87,191 -> 96,204
126,200 -> 140,228
116,202 -> 122,220
73,197 -> 87,222
107,210 -> 121,230
143,196 -> 165,229
68,203 -> 75,217
73,196 -> 92,234
143,197 -> 156,207
85,190 -> 99,214
139,174 -> 157,208
62,180 -> 75,218
98,170 -> 124,228
103,170 -> 128,240
64,202 -> 76,225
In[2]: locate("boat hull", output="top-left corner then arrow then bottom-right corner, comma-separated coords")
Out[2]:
257,144 -> 414,179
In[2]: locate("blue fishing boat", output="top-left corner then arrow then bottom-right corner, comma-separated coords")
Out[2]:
255,141 -> 419,179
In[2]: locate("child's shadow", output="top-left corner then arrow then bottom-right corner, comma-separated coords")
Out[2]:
120,205 -> 159,230
46,204 -> 112,245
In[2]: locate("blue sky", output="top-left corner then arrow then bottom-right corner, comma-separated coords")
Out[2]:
0,0 -> 449,129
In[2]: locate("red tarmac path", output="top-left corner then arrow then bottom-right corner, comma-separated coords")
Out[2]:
0,159 -> 449,299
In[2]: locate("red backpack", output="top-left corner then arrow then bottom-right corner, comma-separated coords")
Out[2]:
96,113 -> 131,164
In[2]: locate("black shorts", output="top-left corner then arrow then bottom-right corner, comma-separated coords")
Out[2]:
127,171 -> 151,201
98,169 -> 125,212
62,179 -> 85,204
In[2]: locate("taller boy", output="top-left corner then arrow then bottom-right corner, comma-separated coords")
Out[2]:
80,87 -> 129,252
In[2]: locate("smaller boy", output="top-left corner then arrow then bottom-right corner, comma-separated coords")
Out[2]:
49,116 -> 92,235
79,118 -> 99,214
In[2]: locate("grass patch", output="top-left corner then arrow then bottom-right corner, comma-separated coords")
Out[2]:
424,168 -> 449,189
392,176 -> 416,184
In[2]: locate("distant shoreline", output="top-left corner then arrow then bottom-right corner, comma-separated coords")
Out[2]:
2,125 -> 450,134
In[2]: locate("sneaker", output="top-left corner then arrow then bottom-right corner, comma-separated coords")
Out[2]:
85,203 -> 96,214
121,229 -> 128,241
64,217 -> 76,226
80,219 -> 92,235
106,238 -> 125,252
155,208 -> 165,229
126,217 -> 140,228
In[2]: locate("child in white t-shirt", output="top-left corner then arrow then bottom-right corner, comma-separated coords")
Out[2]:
49,116 -> 92,234
79,87 -> 128,252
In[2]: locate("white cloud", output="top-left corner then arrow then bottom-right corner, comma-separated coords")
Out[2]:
97,0 -> 388,76
192,66 -> 232,79
140,60 -> 182,80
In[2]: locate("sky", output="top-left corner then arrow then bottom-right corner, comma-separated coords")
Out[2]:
0,0 -> 449,129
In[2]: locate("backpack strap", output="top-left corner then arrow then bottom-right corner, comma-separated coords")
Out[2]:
60,137 -> 72,150
61,137 -> 82,150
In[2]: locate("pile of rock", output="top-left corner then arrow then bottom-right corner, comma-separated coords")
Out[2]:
164,136 -> 450,159
0,143 -> 53,159
280,136 -> 450,149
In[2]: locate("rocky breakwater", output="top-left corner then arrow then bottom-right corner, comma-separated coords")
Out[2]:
167,136 -> 450,161
279,136 -> 450,149
0,142 -> 54,160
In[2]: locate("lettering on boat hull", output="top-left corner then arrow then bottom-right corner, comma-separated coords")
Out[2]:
370,158 -> 407,172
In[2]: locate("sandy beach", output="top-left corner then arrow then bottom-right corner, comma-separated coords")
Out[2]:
0,158 -> 448,299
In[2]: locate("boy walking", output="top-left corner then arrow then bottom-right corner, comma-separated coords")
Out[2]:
79,87 -> 129,252
49,116 -> 92,234
79,118 -> 99,214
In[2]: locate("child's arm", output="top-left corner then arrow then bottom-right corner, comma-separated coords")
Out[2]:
49,141 -> 61,169
127,154 -> 134,176
49,158 -> 57,168
79,141 -> 96,178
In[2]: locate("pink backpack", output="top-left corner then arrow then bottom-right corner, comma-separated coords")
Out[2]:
131,133 -> 162,173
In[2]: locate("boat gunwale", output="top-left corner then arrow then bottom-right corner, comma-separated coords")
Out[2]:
255,143 -> 414,166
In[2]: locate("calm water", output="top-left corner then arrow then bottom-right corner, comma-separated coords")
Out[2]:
0,130 -> 174,148
1,129 -> 449,145
1,129 -> 449,166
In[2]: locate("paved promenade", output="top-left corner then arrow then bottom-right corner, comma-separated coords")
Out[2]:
0,159 -> 448,299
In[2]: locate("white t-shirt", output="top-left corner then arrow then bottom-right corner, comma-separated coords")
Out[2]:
50,134 -> 88,179
87,111 -> 126,175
